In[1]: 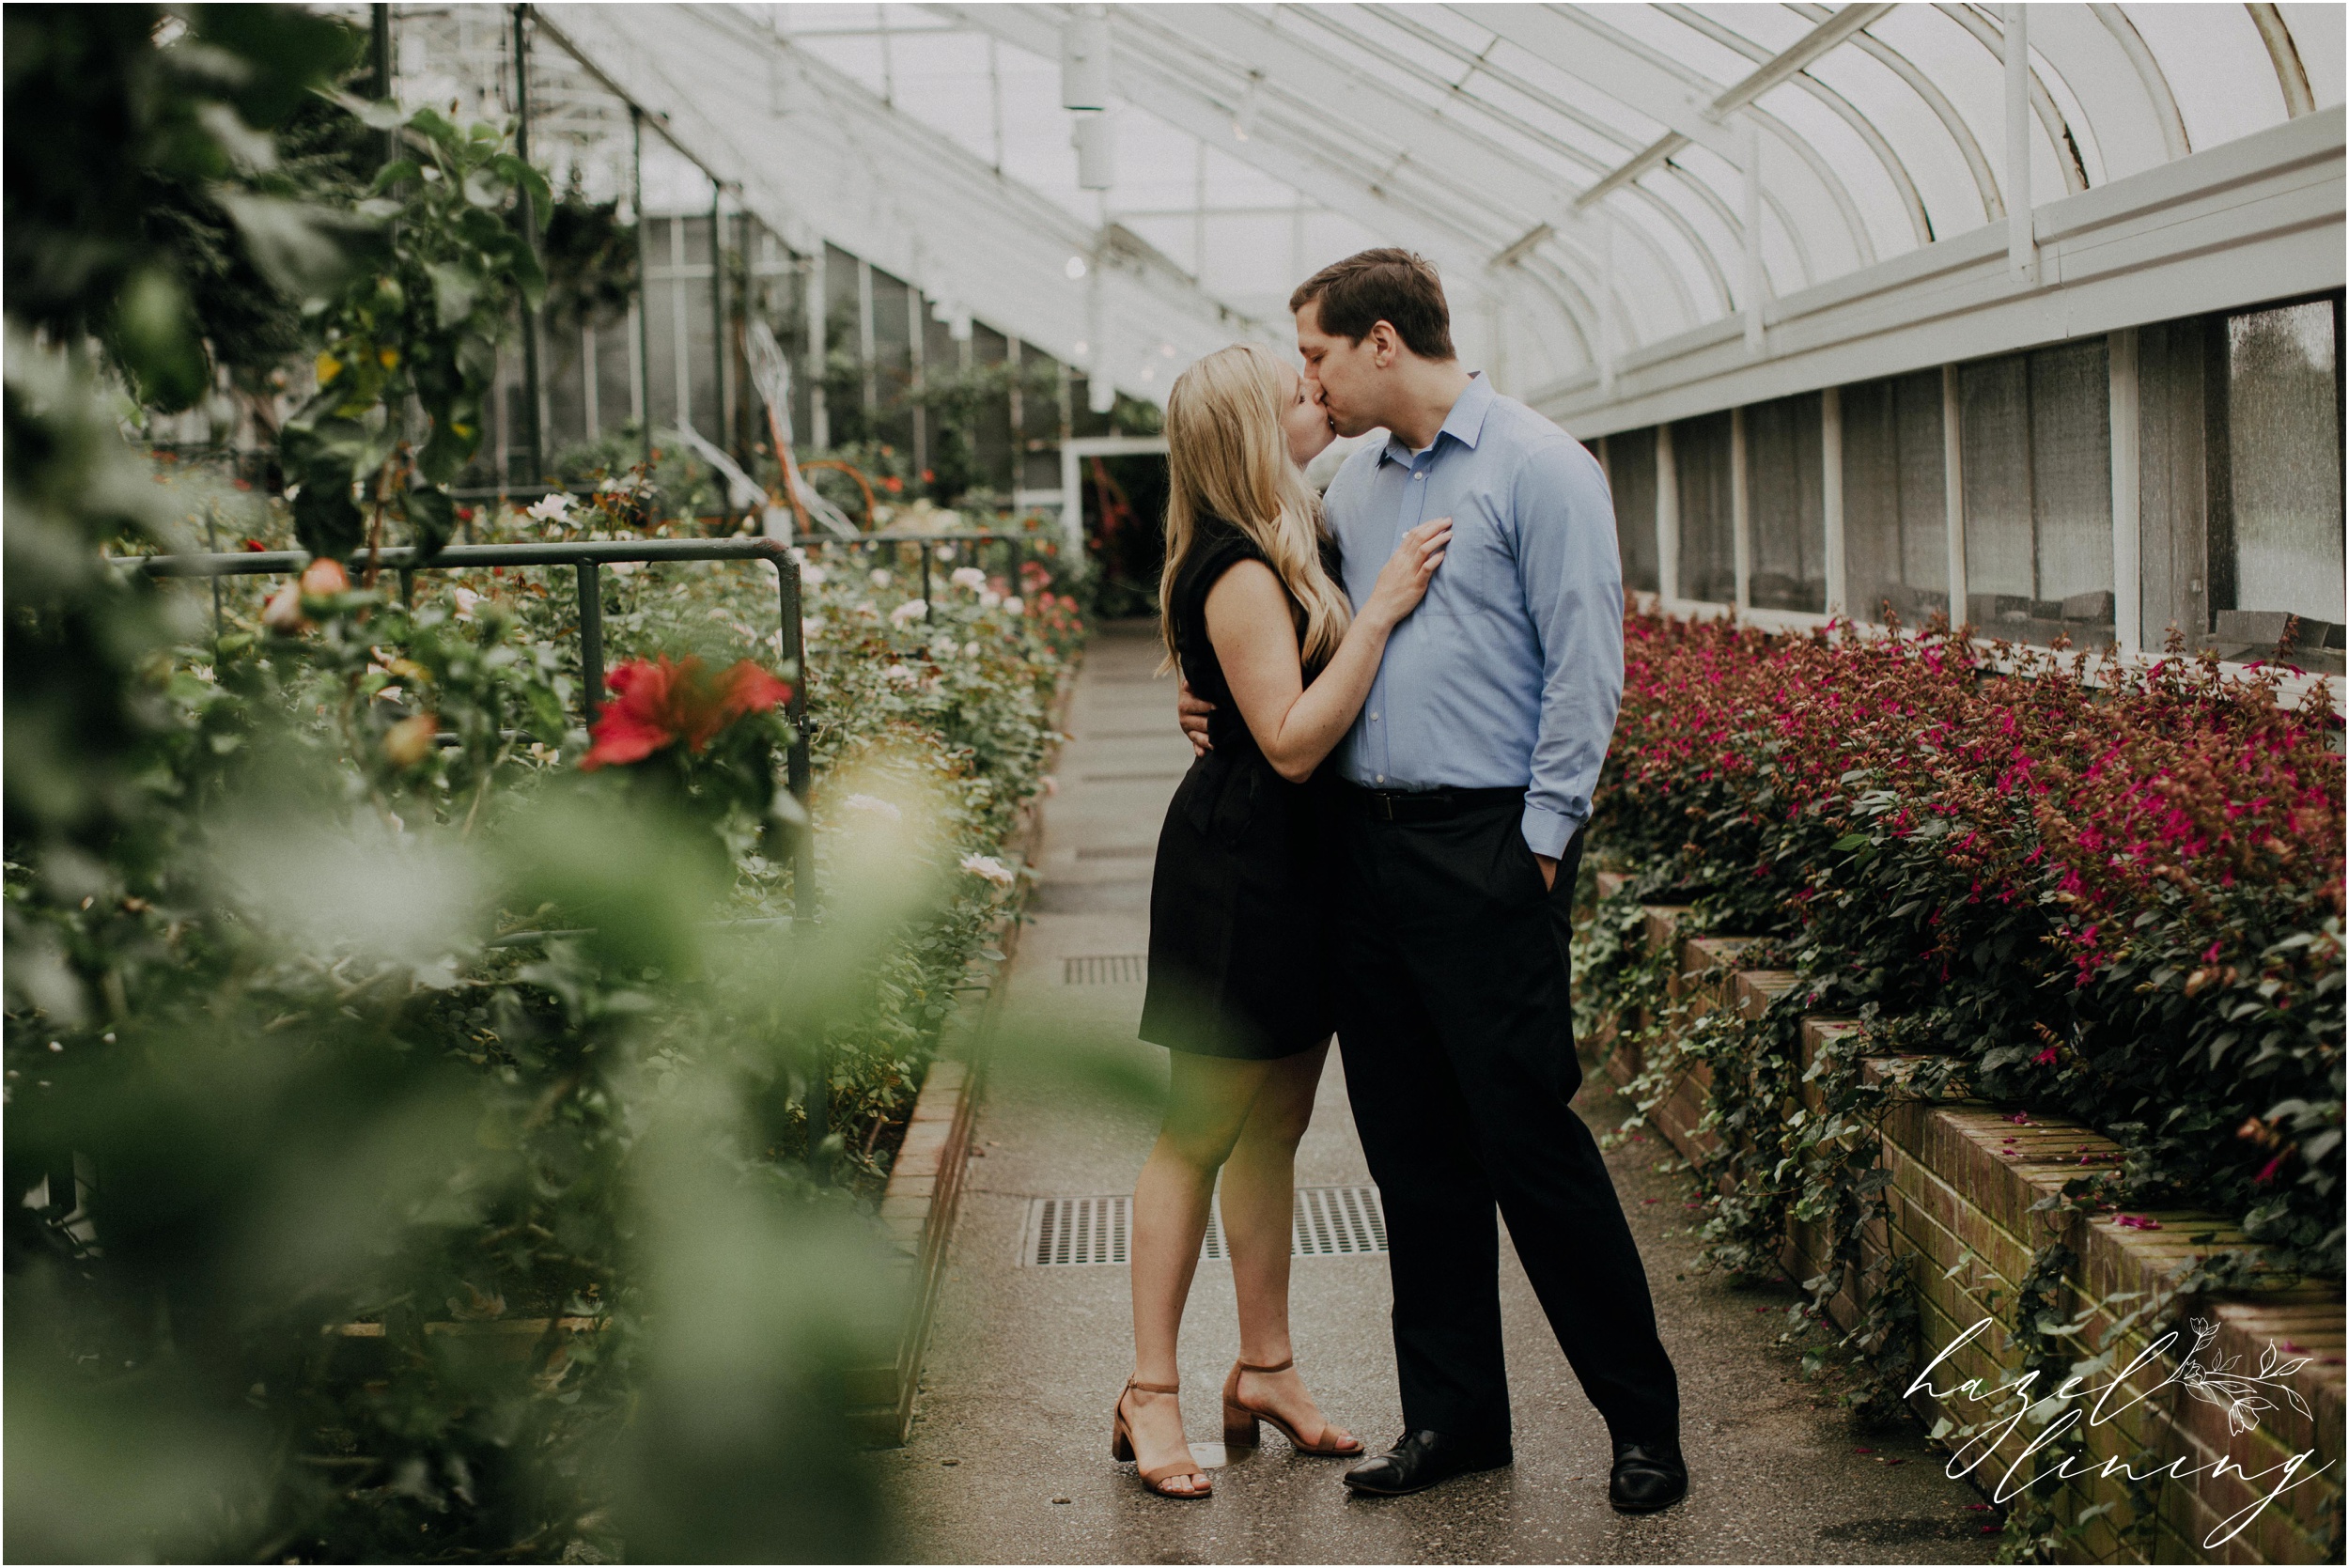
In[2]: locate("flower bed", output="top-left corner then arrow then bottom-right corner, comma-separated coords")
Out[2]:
1575,610 -> 2343,1560
1584,611 -> 2342,1278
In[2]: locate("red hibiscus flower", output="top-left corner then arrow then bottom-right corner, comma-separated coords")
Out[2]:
581,655 -> 792,769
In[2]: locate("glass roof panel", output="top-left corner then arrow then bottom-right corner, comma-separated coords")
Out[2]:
1486,38 -> 1672,149
2120,3 -> 2286,153
1595,3 -> 1769,92
381,1 -> 2328,408
2279,4 -> 2346,109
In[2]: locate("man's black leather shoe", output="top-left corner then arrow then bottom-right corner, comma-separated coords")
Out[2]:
1609,1437 -> 1688,1513
1342,1429 -> 1513,1498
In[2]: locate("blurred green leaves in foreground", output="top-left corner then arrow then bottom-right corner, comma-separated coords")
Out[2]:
7,315 -> 943,1559
3,7 -> 1089,1560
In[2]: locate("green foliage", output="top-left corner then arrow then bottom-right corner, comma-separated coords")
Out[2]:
539,171 -> 636,336
1593,612 -> 2344,1276
2,5 -> 370,411
4,8 -> 1091,1558
287,104 -> 551,562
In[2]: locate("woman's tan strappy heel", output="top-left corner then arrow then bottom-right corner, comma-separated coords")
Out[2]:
1111,1378 -> 1212,1498
1221,1358 -> 1363,1456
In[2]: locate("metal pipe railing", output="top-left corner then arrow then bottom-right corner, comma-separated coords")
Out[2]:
120,527 -> 1062,1164
123,535 -> 815,917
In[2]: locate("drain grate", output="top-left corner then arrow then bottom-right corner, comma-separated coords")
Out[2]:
1023,1187 -> 1388,1265
1029,1195 -> 1130,1265
1064,954 -> 1148,986
1076,845 -> 1155,861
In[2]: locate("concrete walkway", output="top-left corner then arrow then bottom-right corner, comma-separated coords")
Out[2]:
876,624 -> 1998,1564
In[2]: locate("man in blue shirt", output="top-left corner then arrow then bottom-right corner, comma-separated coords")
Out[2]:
1203,249 -> 1685,1512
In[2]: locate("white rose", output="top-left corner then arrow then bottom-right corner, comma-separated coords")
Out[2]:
950,566 -> 987,593
890,598 -> 928,627
959,853 -> 1016,888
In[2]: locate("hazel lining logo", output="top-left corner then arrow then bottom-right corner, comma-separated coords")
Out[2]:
1910,1316 -> 2331,1549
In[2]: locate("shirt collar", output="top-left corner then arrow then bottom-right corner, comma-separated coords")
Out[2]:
1378,372 -> 1495,468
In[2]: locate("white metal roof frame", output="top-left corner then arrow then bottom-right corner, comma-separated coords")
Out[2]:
513,5 -> 2341,416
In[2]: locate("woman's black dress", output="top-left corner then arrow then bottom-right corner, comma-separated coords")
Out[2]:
1139,520 -> 1336,1060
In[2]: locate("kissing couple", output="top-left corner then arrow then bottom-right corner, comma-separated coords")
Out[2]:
1113,248 -> 1686,1514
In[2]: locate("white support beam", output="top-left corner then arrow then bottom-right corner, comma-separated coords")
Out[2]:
1539,111 -> 2345,437
2004,3 -> 2037,283
1730,403 -> 1751,611
2108,328 -> 2140,655
1942,364 -> 1968,629
1656,420 -> 1680,602
1821,383 -> 1845,618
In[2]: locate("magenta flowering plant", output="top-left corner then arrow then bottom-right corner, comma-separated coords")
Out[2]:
1590,611 -> 2342,1273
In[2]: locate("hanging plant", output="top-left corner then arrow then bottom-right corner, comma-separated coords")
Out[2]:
541,168 -> 638,336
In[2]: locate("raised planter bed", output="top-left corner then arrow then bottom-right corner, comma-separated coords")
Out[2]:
842,668 -> 1076,1446
1589,877 -> 2345,1564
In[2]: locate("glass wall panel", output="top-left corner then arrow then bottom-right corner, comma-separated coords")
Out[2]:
1673,411 -> 1735,603
1605,427 -> 1661,595
1842,370 -> 1947,625
869,265 -> 915,454
680,214 -> 721,444
1959,342 -> 2114,645
2211,299 -> 2345,667
2137,320 -> 2208,649
1746,393 -> 1825,612
972,323 -> 1014,497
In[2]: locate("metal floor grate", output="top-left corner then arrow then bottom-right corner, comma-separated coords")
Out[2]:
1064,954 -> 1148,985
1024,1187 -> 1388,1265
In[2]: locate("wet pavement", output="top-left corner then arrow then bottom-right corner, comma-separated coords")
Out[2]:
875,622 -> 1998,1564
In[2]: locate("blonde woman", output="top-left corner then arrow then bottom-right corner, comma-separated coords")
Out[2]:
1113,344 -> 1451,1499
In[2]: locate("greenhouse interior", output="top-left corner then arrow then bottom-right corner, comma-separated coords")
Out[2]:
4,4 -> 2341,1565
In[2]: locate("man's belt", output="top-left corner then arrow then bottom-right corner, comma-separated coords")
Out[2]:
1338,783 -> 1526,823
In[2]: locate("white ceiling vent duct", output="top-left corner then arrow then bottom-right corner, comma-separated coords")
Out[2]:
1072,110 -> 1114,192
1060,6 -> 1110,112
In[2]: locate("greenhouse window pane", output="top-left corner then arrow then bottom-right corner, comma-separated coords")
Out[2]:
1745,393 -> 1825,613
1959,343 -> 2114,645
2210,298 -> 2346,665
1843,371 -> 1948,626
1605,428 -> 1660,595
1674,411 -> 1735,604
2135,319 -> 2208,651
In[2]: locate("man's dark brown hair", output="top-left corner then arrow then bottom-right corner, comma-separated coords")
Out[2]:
1288,248 -> 1455,362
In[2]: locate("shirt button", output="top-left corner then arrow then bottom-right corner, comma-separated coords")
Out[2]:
1375,774 -> 1385,784
1413,473 -> 1424,481
1369,711 -> 1379,721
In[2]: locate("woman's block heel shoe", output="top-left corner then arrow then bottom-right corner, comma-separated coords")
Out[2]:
1112,1377 -> 1211,1498
1221,1358 -> 1363,1457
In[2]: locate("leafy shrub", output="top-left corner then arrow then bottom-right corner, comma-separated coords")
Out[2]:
1586,612 -> 2343,1276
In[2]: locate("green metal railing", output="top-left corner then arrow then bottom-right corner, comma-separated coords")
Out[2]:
123,527 -> 1060,1161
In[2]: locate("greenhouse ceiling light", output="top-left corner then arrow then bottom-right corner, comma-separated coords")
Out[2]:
1072,110 -> 1114,191
1060,6 -> 1110,112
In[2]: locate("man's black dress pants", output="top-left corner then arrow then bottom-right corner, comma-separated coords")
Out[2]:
1330,788 -> 1680,1444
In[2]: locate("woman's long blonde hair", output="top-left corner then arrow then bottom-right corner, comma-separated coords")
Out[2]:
1157,343 -> 1351,673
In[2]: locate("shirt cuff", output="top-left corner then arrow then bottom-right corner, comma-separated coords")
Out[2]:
1521,801 -> 1582,860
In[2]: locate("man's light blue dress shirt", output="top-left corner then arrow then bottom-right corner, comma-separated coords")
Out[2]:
1324,372 -> 1625,859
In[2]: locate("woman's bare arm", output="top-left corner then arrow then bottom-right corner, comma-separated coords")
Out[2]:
1203,519 -> 1449,784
